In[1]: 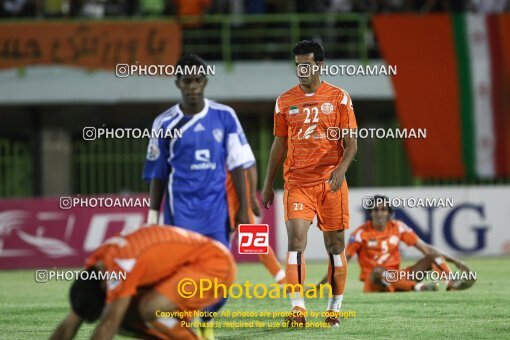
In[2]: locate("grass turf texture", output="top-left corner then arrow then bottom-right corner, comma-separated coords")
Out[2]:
0,257 -> 509,339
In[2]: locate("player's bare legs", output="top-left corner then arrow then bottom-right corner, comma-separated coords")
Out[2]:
257,248 -> 286,284
322,230 -> 347,326
285,218 -> 311,326
408,253 -> 474,291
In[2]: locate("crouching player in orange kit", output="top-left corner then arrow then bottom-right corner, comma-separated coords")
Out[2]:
316,195 -> 476,293
50,225 -> 235,340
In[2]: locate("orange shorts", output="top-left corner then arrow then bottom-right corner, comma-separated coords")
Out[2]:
283,181 -> 349,231
155,243 -> 236,311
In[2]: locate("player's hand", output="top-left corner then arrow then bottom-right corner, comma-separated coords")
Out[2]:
235,209 -> 250,227
250,195 -> 262,217
328,167 -> 346,192
261,185 -> 274,209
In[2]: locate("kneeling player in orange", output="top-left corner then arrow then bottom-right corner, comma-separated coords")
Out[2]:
226,163 -> 286,285
317,195 -> 475,293
50,225 -> 236,340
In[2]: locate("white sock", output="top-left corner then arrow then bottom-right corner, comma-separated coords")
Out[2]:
327,294 -> 343,312
291,297 -> 305,310
152,317 -> 178,329
414,282 -> 424,291
275,269 -> 286,283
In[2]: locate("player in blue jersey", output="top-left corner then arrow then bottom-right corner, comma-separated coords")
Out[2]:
143,54 -> 253,246
143,54 -> 253,339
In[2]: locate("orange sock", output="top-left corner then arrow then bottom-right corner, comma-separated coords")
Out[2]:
258,246 -> 285,283
147,319 -> 199,340
286,251 -> 306,309
327,251 -> 347,295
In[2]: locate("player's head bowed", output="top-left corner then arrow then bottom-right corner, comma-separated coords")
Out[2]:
69,267 -> 106,322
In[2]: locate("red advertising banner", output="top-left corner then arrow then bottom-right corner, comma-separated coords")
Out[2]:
0,194 -> 276,270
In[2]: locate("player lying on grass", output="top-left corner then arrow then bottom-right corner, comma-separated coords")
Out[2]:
50,225 -> 235,340
316,195 -> 476,293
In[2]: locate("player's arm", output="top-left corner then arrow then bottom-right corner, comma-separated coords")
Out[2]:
148,178 -> 166,224
225,109 -> 254,226
143,117 -> 172,225
329,134 -> 357,192
50,310 -> 83,340
231,164 -> 249,226
413,239 -> 470,272
246,164 -> 262,217
329,93 -> 358,192
90,296 -> 131,340
261,136 -> 287,208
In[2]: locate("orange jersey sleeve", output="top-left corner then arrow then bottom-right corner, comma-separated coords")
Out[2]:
338,90 -> 357,130
346,227 -> 363,258
399,221 -> 419,246
273,96 -> 289,137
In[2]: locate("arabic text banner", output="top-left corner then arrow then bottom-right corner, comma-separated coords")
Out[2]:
0,21 -> 182,70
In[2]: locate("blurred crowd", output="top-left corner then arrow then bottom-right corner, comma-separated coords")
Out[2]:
2,0 -> 509,18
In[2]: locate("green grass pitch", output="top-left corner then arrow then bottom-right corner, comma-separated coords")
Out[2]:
1,257 -> 509,339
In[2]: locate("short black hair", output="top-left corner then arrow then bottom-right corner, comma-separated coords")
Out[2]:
70,267 -> 106,322
371,195 -> 394,214
292,40 -> 325,62
175,53 -> 208,79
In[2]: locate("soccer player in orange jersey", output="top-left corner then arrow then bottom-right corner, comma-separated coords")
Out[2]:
317,195 -> 475,293
226,163 -> 286,285
50,225 -> 236,340
262,40 -> 358,327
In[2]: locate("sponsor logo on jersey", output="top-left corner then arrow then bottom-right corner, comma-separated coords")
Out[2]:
321,102 -> 334,114
297,124 -> 317,140
302,102 -> 317,107
191,149 -> 217,170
